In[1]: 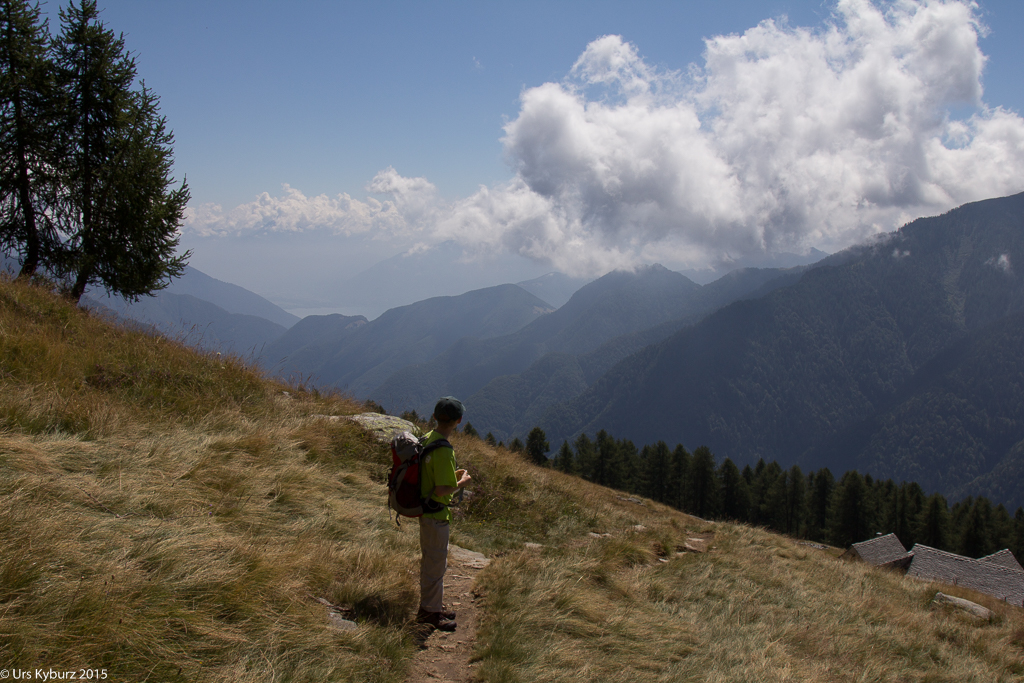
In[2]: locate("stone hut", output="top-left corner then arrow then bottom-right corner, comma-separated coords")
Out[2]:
840,533 -> 914,570
906,544 -> 1024,607
979,549 -> 1024,573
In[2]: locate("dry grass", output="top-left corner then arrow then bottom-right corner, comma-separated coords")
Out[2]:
0,277 -> 416,681
2,276 -> 1023,682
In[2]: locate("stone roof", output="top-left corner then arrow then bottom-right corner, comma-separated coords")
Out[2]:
907,544 -> 1024,606
979,549 -> 1024,573
842,533 -> 912,567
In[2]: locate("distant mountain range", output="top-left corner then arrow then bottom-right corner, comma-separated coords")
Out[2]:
535,192 -> 1024,509
19,191 -> 1023,508
259,284 -> 555,397
83,266 -> 298,357
370,263 -> 808,438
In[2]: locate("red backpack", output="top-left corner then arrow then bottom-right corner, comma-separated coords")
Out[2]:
388,431 -> 451,522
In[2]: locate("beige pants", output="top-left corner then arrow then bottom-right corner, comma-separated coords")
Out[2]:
419,516 -> 450,612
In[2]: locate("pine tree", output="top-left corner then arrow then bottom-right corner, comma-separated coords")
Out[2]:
762,469 -> 789,532
574,433 -> 596,482
750,460 -> 782,528
916,493 -> 950,550
991,504 -> 1014,553
828,471 -> 869,548
554,440 -> 575,474
786,465 -> 807,537
643,441 -> 671,504
54,0 -> 188,302
957,497 -> 993,558
688,446 -> 719,519
667,444 -> 690,510
1012,508 -> 1024,562
895,482 -> 925,549
718,458 -> 750,521
805,468 -> 834,543
0,0 -> 62,277
525,426 -> 549,467
618,438 -> 639,493
593,430 -> 612,487
462,422 -> 479,438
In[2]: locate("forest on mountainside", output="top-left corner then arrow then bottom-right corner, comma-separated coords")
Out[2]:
540,427 -> 1024,560
538,192 -> 1024,510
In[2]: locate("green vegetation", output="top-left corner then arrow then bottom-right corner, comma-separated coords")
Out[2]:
0,0 -> 188,301
540,192 -> 1024,510
2,275 -> 1024,681
551,426 -> 1024,560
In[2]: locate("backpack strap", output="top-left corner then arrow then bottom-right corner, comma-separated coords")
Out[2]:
420,438 -> 451,456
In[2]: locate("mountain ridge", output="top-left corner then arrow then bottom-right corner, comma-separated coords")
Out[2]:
536,191 -> 1024,507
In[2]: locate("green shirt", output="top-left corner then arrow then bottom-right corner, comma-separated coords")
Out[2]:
420,430 -> 457,522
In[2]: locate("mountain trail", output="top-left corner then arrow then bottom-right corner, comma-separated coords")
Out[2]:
406,545 -> 490,683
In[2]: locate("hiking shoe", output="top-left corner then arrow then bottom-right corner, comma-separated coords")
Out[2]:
418,606 -> 456,620
417,609 -> 457,632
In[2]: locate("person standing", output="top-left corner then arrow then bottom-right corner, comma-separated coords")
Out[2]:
417,396 -> 471,631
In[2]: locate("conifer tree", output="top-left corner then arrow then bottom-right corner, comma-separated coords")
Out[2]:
1012,508 -> 1024,562
688,446 -> 719,519
554,440 -> 575,474
894,482 -> 925,549
643,441 -> 671,504
915,493 -> 950,550
750,460 -> 782,527
991,504 -> 1014,553
618,438 -> 639,493
53,0 -> 188,302
592,430 -> 613,487
786,465 -> 807,537
718,458 -> 750,521
828,471 -> 869,548
525,426 -> 549,467
762,469 -> 789,532
574,433 -> 596,482
667,444 -> 690,510
805,468 -> 834,542
958,497 -> 993,558
0,0 -> 61,277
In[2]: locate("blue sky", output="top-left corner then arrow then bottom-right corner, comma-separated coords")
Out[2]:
55,1 -> 1024,313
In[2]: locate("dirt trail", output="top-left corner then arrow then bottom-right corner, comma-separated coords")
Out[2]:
406,545 -> 489,683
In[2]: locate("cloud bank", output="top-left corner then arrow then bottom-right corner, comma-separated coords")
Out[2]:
186,0 -> 1024,278
184,168 -> 435,238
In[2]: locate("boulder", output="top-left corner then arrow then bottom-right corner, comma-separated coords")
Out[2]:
932,592 -> 994,621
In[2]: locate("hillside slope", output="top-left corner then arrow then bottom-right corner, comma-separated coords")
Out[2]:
260,283 -> 554,398
88,291 -> 288,357
2,276 -> 1022,682
371,264 -> 766,422
462,265 -> 810,442
540,192 -> 1024,507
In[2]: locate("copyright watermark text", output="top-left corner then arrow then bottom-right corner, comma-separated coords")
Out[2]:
0,670 -> 108,681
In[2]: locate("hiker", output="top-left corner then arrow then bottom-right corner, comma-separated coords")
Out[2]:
417,396 -> 471,632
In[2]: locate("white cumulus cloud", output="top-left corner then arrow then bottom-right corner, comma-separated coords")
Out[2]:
184,168 -> 437,239
438,0 -> 1024,275
185,0 -> 1024,280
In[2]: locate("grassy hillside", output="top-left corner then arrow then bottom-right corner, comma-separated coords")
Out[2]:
2,276 -> 1023,682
